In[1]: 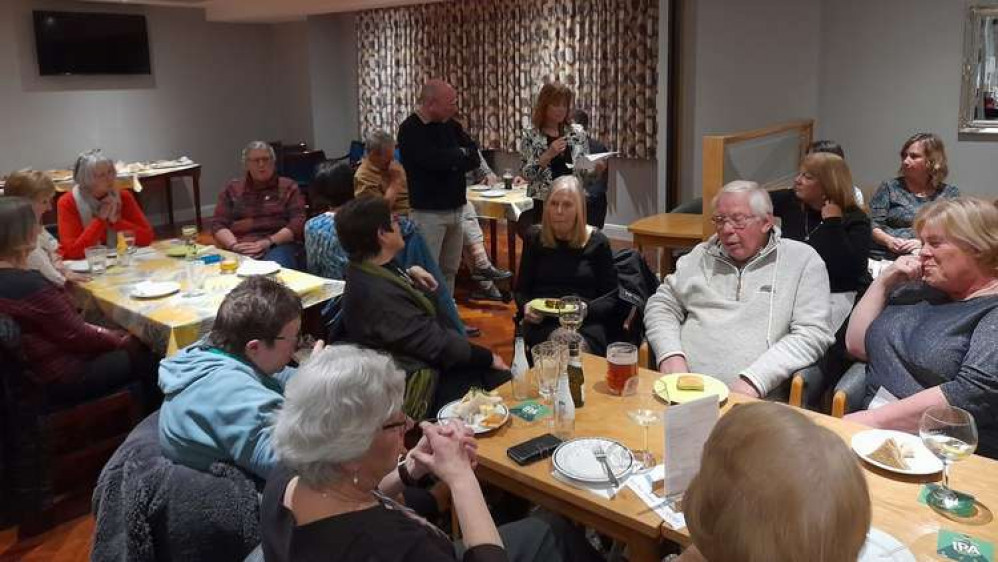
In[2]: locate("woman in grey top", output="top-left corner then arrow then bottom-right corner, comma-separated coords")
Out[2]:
845,198 -> 998,457
868,132 -> 960,259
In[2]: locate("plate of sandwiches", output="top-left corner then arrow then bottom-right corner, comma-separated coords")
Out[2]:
654,373 -> 729,404
437,388 -> 509,434
851,429 -> 943,475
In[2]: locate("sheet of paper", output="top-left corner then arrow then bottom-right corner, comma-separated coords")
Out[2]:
573,151 -> 618,172
664,394 -> 719,499
625,464 -> 686,529
869,386 -> 899,410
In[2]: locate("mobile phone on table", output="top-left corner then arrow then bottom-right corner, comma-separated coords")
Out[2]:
506,433 -> 563,466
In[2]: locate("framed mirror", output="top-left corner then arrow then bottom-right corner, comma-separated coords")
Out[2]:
960,6 -> 998,133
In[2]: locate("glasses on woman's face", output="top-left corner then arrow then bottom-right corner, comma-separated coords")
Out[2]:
381,414 -> 413,433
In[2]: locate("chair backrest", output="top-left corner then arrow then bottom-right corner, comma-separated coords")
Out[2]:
284,149 -> 327,189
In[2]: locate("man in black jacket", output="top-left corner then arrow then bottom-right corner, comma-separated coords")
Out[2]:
397,79 -> 481,294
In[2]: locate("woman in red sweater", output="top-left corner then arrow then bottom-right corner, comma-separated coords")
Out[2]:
57,149 -> 153,259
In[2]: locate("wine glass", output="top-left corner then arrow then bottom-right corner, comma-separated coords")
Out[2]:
622,375 -> 666,470
558,295 -> 587,334
919,405 -> 978,514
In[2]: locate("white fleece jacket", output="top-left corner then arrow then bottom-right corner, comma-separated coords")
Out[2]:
644,228 -> 834,396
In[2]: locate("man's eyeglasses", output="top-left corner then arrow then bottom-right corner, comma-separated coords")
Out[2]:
710,214 -> 758,230
382,415 -> 413,432
247,156 -> 274,165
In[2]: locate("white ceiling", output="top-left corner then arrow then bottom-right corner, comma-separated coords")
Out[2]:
80,0 -> 445,23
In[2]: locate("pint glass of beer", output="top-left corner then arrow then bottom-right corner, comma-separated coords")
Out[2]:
606,342 -> 637,395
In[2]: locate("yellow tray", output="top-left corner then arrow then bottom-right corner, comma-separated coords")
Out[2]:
653,373 -> 729,404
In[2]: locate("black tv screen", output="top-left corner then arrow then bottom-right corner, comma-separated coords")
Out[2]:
33,11 -> 151,76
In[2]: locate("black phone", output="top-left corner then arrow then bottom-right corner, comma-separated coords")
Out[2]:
506,433 -> 563,466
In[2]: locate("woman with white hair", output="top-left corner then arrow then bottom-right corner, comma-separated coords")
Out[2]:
515,176 -> 619,355
845,197 -> 998,458
262,344 -> 604,562
57,149 -> 153,259
211,141 -> 306,269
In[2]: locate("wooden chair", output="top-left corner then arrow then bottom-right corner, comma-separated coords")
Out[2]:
0,314 -> 140,537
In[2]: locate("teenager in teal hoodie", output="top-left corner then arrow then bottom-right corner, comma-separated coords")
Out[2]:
157,276 -> 315,480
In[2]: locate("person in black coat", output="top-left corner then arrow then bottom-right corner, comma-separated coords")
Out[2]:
515,176 -> 620,355
335,196 -> 509,410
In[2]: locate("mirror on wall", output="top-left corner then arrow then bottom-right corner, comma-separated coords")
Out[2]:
960,6 -> 998,133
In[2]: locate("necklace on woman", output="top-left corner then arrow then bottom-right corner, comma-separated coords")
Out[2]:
802,207 -> 823,241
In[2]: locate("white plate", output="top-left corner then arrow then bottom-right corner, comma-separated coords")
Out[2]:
131,281 -> 180,299
469,184 -> 492,192
858,528 -> 915,562
552,437 -> 633,484
236,260 -> 281,277
437,400 -> 510,434
851,429 -> 943,476
479,190 -> 508,198
64,260 -> 90,273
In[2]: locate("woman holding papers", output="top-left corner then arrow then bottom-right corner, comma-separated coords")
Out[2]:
519,82 -> 599,230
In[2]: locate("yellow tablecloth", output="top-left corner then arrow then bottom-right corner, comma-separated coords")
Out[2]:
71,241 -> 343,356
466,186 -> 533,221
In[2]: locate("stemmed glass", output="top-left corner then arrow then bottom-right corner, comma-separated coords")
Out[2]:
622,375 -> 666,470
919,405 -> 978,514
558,295 -> 587,334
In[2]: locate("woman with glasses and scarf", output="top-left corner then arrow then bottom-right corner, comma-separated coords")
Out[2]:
57,149 -> 153,259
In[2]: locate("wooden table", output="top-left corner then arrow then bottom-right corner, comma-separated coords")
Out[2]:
467,187 -> 533,277
477,354 -> 998,561
627,213 -> 704,278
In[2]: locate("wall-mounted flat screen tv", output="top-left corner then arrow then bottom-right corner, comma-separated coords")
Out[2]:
33,10 -> 151,76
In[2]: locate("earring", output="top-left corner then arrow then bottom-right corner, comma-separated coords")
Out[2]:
352,472 -> 359,486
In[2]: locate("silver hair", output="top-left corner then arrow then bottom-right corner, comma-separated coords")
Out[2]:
712,180 -> 773,218
271,344 -> 405,489
364,130 -> 395,155
240,141 -> 276,164
72,149 -> 115,191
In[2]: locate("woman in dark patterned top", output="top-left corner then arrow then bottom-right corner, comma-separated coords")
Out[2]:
845,198 -> 998,458
262,345 -> 603,562
0,197 -> 158,408
869,132 -> 960,259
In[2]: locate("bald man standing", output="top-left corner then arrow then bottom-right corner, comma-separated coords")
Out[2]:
397,79 -> 481,294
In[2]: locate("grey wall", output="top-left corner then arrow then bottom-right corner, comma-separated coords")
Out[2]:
270,21 -> 314,147
817,0 -> 997,199
679,0 -> 822,203
307,13 -> 359,160
0,0 -> 291,226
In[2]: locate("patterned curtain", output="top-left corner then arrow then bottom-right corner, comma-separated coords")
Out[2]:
356,0 -> 658,159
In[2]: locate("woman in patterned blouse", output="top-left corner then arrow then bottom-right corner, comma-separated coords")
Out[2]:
519,82 -> 597,230
869,132 -> 960,259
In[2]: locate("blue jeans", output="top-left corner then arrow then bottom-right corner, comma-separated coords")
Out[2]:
264,243 -> 301,269
398,217 -> 465,336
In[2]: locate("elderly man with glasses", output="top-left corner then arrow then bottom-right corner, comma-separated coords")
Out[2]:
644,181 -> 834,399
211,141 -> 306,269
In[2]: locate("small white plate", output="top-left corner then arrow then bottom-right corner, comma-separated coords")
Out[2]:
437,400 -> 510,434
552,437 -> 633,484
479,190 -> 508,198
851,429 -> 943,476
236,260 -> 281,277
131,281 -> 180,299
858,528 -> 915,562
469,184 -> 492,192
65,260 -> 90,273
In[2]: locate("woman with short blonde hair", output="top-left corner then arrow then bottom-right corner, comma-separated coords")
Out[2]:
770,152 -> 871,296
679,402 -> 871,562
516,176 -> 620,355
846,197 -> 998,458
3,170 -> 83,286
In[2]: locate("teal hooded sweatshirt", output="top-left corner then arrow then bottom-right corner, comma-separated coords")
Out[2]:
157,343 -> 295,480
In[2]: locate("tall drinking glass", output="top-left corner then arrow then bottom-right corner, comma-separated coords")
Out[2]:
118,230 -> 136,266
181,224 -> 198,260
919,405 -> 978,514
622,376 -> 666,470
85,245 -> 108,275
184,260 -> 207,297
531,340 -> 565,404
606,342 -> 637,395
